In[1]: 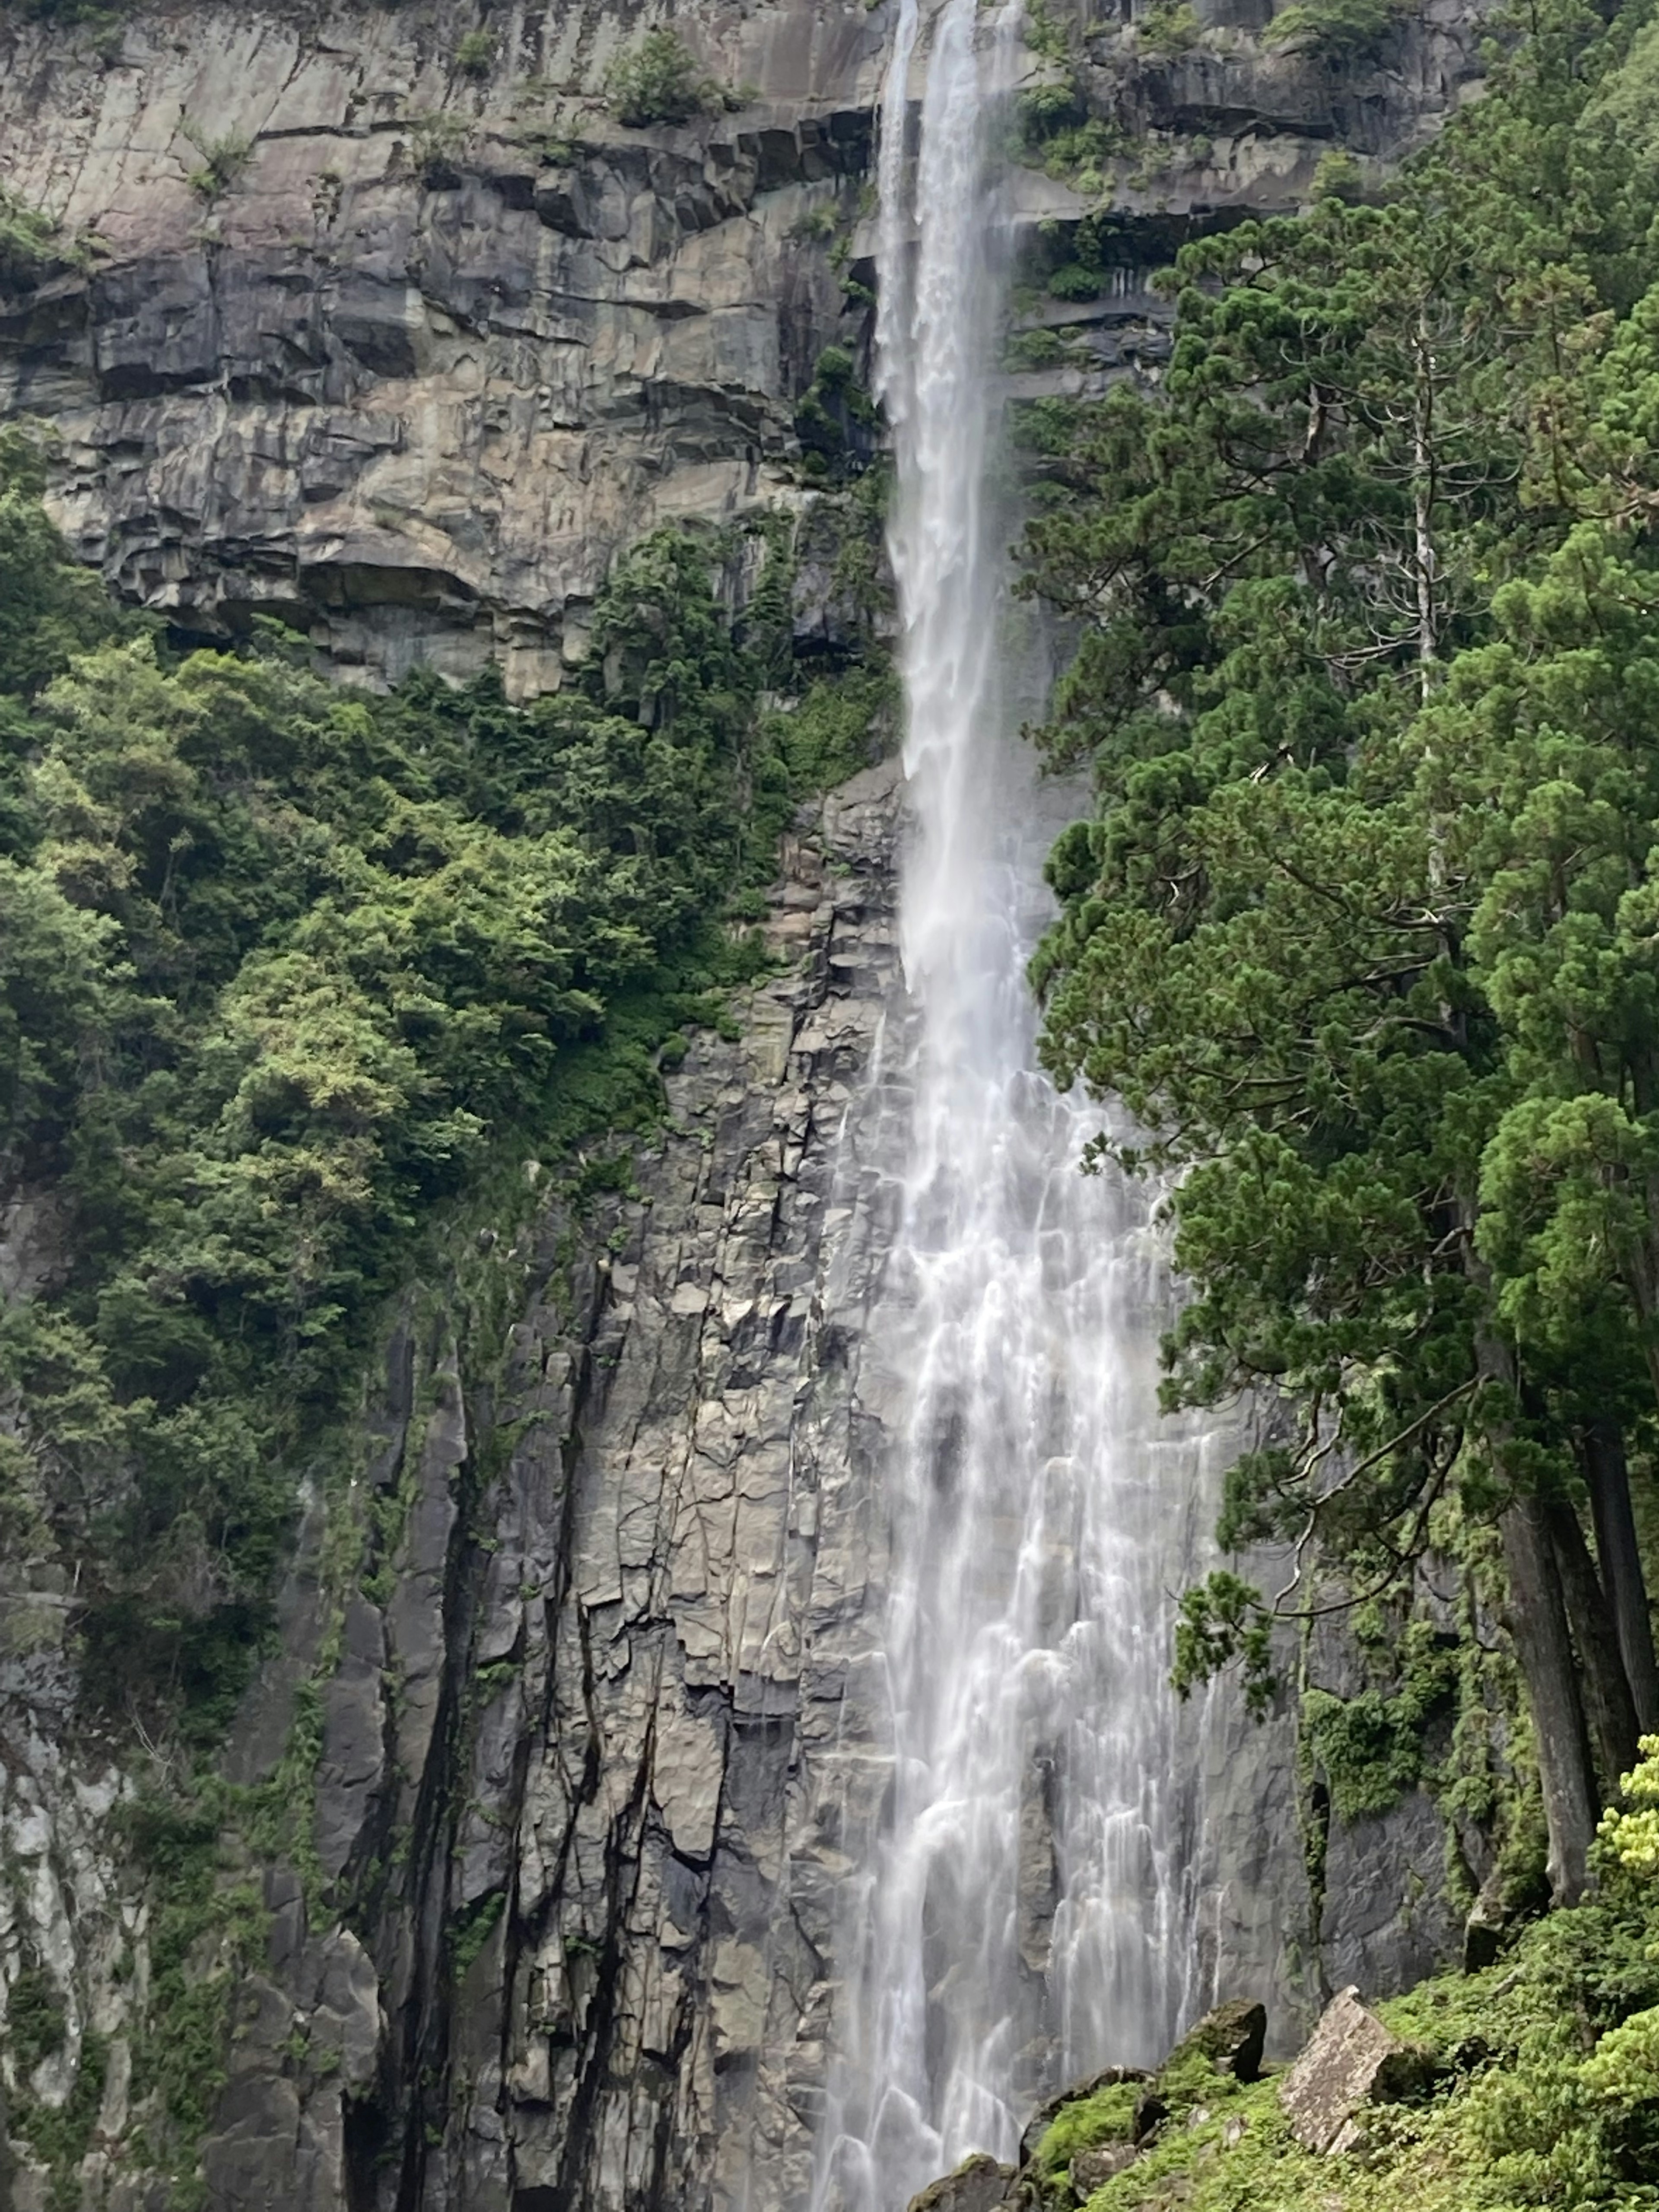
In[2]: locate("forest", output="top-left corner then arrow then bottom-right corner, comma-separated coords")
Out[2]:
1013,0 -> 1659,2194
0,431 -> 886,1742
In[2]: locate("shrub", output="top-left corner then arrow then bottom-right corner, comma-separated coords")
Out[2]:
1047,262 -> 1102,301
455,27 -> 495,76
604,28 -> 724,127
1264,0 -> 1408,62
1005,325 -> 1069,369
181,121 -> 251,201
1017,79 -> 1084,149
0,186 -> 66,289
1138,0 -> 1201,56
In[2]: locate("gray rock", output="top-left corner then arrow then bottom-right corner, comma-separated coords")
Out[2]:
1278,1986 -> 1429,2155
906,2152 -> 1015,2212
1069,2143 -> 1138,2195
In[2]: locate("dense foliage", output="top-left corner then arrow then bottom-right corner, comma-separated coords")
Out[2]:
1021,0 -> 1659,1907
0,438 -> 885,1736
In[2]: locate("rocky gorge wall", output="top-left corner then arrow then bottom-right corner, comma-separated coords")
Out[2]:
0,1 -> 1498,2207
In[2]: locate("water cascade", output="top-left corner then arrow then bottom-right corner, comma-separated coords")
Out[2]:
811,6 -> 1206,2208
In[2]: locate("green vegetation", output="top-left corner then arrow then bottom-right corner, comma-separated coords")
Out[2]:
454,27 -> 495,78
794,344 -> 880,479
180,120 -> 251,202
0,187 -> 74,289
603,28 -> 732,127
0,455 -> 888,1749
1066,1752 -> 1659,2206
1020,0 -> 1659,1915
1263,0 -> 1410,63
1033,2080 -> 1140,2183
1136,0 -> 1201,57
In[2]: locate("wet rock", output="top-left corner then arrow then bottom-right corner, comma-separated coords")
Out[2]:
1278,1986 -> 1430,2154
906,2152 -> 1016,2212
1069,2142 -> 1138,2195
1131,2088 -> 1170,2142
1164,1998 -> 1268,2083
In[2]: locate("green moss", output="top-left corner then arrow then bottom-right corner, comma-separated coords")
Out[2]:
1301,1624 -> 1458,1822
450,1890 -> 506,1981
1081,1882 -> 1659,2210
1035,2081 -> 1140,2180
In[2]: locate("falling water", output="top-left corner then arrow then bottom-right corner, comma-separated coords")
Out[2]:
809,4 -> 1202,2208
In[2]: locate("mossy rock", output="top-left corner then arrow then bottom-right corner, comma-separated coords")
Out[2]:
1019,2067 -> 1148,2169
906,2151 -> 1015,2212
1160,1999 -> 1266,2085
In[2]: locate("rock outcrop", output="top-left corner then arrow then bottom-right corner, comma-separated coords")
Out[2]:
1278,1986 -> 1429,2155
197,757 -> 910,2212
0,0 -> 1487,688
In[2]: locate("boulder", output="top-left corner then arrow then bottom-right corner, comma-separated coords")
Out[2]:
906,2153 -> 1015,2212
1018,2069 -> 1148,2168
1278,1986 -> 1431,2153
1163,1998 -> 1267,2083
1069,2142 -> 1138,2196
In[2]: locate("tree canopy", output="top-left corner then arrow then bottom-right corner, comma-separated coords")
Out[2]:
1020,0 -> 1659,1903
0,445 -> 887,1735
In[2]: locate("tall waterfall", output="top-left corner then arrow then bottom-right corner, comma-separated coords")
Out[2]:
810,6 -> 1201,2208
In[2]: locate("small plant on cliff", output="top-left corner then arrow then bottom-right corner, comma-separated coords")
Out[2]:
603,28 -> 728,127
181,119 -> 252,201
455,27 -> 495,77
0,186 -> 71,289
1137,0 -> 1201,57
407,111 -> 469,187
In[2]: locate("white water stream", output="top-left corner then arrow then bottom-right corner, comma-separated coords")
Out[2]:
809,6 -> 1202,2207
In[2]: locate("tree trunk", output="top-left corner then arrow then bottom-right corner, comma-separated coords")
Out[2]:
1500,1490 -> 1598,1904
1464,1223 -> 1599,1900
1583,1418 -> 1659,1738
1546,1490 -> 1640,1792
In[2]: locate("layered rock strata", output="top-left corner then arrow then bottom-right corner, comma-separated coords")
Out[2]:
0,0 -> 1487,685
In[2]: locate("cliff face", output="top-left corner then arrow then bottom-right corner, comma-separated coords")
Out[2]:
208,761 -> 909,2212
0,5 -> 1494,2210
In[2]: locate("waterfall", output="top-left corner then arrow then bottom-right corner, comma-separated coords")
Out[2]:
808,6 -> 1204,2209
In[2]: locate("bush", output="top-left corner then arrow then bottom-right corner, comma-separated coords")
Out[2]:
0,186 -> 68,289
1048,262 -> 1102,301
181,121 -> 251,200
1017,79 -> 1084,149
604,29 -> 724,127
1138,0 -> 1201,56
1005,325 -> 1069,369
455,27 -> 495,76
1264,0 -> 1407,62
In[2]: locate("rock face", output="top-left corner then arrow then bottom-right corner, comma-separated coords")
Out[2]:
0,0 -> 887,689
0,0 -> 1487,690
906,2154 -> 1018,2212
203,759 -> 910,2212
